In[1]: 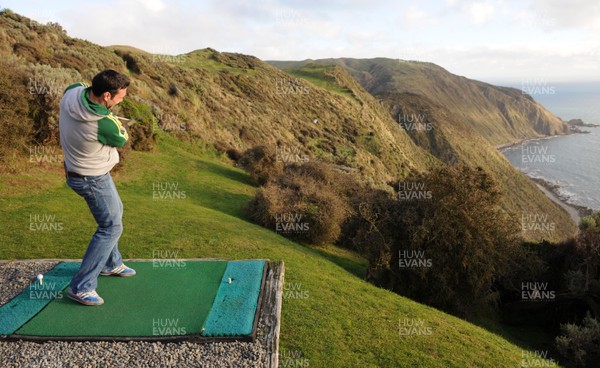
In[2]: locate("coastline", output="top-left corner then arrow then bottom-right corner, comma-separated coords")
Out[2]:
529,177 -> 593,222
496,133 -> 595,225
495,134 -> 563,151
495,127 -> 596,152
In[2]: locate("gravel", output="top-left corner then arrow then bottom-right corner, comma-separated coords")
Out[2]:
0,261 -> 269,368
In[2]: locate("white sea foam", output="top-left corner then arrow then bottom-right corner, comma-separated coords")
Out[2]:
501,84 -> 600,211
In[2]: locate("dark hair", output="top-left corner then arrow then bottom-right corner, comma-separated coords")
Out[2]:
91,69 -> 130,97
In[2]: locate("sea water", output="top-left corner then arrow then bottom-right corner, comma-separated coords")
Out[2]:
501,82 -> 600,211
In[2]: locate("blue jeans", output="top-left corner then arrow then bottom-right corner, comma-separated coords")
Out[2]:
67,172 -> 124,293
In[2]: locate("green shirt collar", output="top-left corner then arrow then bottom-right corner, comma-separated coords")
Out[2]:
81,87 -> 110,116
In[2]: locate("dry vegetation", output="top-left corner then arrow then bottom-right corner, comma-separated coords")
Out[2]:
0,10 -> 575,243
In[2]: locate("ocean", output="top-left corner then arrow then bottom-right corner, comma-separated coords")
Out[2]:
500,82 -> 600,211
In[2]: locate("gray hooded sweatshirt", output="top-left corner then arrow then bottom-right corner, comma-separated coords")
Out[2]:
59,83 -> 129,176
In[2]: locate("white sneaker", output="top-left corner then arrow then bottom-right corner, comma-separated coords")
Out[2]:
100,264 -> 136,277
67,288 -> 104,306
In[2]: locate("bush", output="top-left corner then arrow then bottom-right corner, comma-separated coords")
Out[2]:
246,161 -> 356,245
116,97 -> 157,151
237,145 -> 283,186
556,313 -> 600,367
116,51 -> 142,74
168,84 -> 179,96
0,57 -> 35,171
571,211 -> 600,295
579,215 -> 596,231
26,64 -> 81,146
345,164 -> 524,316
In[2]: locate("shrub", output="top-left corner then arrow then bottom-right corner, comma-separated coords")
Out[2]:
572,211 -> 600,294
26,64 -> 81,146
116,97 -> 157,151
346,164 -> 524,316
168,84 -> 179,96
0,57 -> 35,171
116,51 -> 142,74
238,145 -> 283,186
579,215 -> 596,231
246,161 -> 355,245
226,148 -> 243,162
556,313 -> 600,367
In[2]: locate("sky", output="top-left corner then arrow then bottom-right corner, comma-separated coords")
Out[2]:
2,0 -> 600,84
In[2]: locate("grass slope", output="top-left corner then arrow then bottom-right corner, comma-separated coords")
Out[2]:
269,57 -> 569,145
0,11 -> 573,242
0,134 -> 559,367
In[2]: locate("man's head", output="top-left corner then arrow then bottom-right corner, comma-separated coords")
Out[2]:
90,69 -> 130,108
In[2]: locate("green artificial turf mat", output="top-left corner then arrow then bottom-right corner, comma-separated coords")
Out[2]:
15,261 -> 227,337
0,262 -> 79,336
202,260 -> 266,337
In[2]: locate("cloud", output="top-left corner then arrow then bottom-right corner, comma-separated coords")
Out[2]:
142,0 -> 166,12
16,0 -> 595,82
466,1 -> 496,24
445,0 -> 498,25
511,9 -> 559,30
426,44 -> 600,82
59,1 -> 236,54
401,5 -> 438,28
529,0 -> 600,29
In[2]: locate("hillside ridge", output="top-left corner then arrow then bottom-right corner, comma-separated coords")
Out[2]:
0,11 -> 575,243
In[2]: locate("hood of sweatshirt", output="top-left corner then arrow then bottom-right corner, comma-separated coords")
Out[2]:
62,85 -> 108,123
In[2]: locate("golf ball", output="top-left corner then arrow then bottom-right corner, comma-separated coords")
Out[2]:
37,274 -> 43,285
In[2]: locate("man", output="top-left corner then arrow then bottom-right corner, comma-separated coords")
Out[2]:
59,69 -> 136,306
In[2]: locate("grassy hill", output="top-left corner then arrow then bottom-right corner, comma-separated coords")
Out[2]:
0,133 -> 561,367
274,62 -> 577,242
269,58 -> 570,145
0,10 -> 434,185
0,10 -> 577,242
0,10 -> 578,365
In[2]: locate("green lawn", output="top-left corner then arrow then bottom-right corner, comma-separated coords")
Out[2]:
0,134 -> 560,367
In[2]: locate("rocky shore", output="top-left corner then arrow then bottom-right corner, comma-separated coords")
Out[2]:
496,135 -> 560,151
496,127 -> 596,225
530,177 -> 594,221
496,117 -> 599,151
